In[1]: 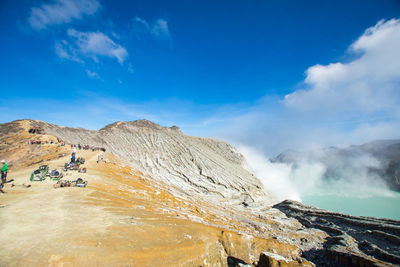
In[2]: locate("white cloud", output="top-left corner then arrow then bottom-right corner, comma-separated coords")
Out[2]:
28,0 -> 100,30
134,17 -> 150,30
127,63 -> 134,73
57,29 -> 128,64
284,19 -> 400,116
55,40 -> 83,63
86,69 -> 101,79
151,19 -> 170,40
133,17 -> 171,41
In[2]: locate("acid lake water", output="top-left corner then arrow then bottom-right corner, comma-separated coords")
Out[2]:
301,191 -> 400,220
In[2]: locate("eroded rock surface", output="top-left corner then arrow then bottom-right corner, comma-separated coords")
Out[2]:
34,119 -> 273,210
274,200 -> 400,266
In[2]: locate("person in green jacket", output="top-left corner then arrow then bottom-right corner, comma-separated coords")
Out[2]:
1,159 -> 8,183
1,159 -> 7,193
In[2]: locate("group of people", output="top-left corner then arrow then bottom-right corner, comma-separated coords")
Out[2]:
0,160 -> 8,193
71,144 -> 91,150
69,143 -> 106,153
28,140 -> 66,145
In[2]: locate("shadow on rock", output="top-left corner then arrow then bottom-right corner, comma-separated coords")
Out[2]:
274,200 -> 400,266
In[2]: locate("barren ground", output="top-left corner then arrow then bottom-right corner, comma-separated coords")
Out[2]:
0,148 -> 318,266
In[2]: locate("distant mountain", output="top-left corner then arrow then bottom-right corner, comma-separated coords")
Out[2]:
273,140 -> 400,191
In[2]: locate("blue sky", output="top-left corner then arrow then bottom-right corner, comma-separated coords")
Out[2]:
1,0 -> 400,155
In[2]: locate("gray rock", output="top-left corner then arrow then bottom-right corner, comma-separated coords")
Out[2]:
37,119 -> 274,210
274,200 -> 400,266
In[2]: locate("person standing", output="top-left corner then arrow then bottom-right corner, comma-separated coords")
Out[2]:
71,151 -> 76,163
1,160 -> 8,193
1,160 -> 8,184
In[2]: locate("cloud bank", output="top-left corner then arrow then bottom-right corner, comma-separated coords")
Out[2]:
214,19 -> 400,156
285,19 -> 400,117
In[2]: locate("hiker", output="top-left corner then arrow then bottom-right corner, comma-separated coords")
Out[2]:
1,160 -> 8,184
71,152 -> 76,163
1,160 -> 8,193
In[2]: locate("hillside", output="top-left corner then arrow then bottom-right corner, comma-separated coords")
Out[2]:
32,119 -> 273,211
0,119 -> 399,266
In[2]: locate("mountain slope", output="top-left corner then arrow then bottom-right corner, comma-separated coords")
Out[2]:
35,119 -> 273,210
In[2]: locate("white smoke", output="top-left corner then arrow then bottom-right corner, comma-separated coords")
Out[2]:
238,145 -> 300,201
238,144 -> 396,203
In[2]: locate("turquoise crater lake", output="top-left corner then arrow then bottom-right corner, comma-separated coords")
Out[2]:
301,192 -> 400,220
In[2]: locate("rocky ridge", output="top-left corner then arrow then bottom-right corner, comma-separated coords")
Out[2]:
33,119 -> 272,211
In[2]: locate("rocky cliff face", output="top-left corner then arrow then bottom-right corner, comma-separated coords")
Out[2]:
274,200 -> 400,266
34,119 -> 273,210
